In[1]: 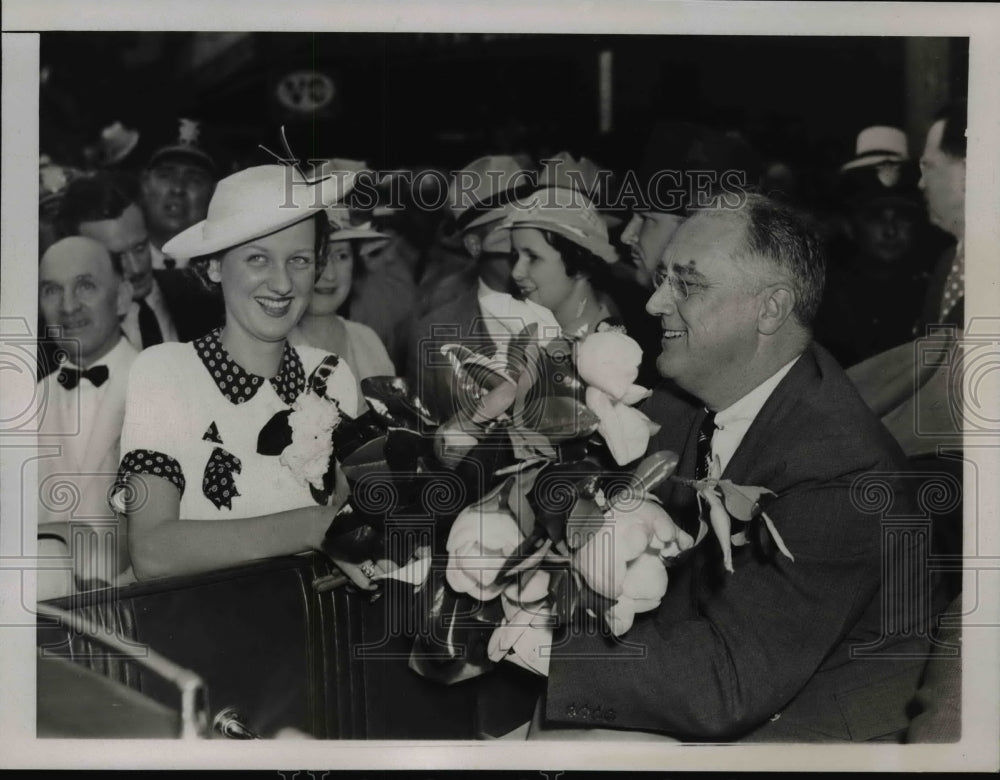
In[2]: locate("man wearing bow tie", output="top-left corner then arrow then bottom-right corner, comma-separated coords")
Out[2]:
36,236 -> 136,597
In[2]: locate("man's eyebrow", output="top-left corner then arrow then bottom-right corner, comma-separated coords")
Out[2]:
673,262 -> 708,281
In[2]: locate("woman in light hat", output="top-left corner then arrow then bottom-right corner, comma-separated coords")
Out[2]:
114,164 -> 382,588
474,185 -> 622,336
287,208 -> 396,406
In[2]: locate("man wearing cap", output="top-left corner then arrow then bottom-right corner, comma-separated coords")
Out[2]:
617,122 -> 762,385
813,126 -> 937,367
405,154 -> 535,422
140,117 -> 217,270
36,236 -> 136,597
620,121 -> 762,291
57,172 -> 224,349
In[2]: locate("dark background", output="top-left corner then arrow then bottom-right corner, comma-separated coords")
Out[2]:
40,32 -> 968,212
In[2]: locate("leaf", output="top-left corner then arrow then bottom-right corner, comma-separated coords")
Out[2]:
506,322 -> 540,381
496,536 -> 551,585
517,396 -> 601,442
361,375 -> 439,429
701,487 -> 734,573
631,451 -> 681,495
339,436 -> 390,484
761,511 -> 795,562
332,408 -> 388,459
470,379 -> 518,424
505,464 -> 542,537
717,481 -> 778,522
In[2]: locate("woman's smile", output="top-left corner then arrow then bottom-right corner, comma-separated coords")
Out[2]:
255,294 -> 296,317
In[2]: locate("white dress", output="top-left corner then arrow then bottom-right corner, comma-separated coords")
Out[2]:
118,328 -> 358,520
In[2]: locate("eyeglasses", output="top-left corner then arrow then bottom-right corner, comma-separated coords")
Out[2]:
652,268 -> 693,301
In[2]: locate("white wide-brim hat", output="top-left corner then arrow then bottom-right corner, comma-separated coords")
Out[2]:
468,186 -> 618,264
163,164 -> 357,260
840,126 -> 909,172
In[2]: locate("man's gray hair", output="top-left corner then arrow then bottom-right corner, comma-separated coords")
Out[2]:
694,194 -> 827,328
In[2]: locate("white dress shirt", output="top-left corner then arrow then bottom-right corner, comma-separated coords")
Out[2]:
121,278 -> 179,349
710,355 -> 801,473
42,334 -> 136,471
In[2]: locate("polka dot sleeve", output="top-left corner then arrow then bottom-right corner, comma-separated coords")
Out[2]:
118,448 -> 186,495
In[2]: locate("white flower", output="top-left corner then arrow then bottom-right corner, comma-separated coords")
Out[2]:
280,391 -> 341,490
585,386 -> 661,466
445,505 -> 524,602
575,330 -> 645,402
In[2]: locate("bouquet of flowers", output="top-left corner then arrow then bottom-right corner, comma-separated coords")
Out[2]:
313,296 -> 793,682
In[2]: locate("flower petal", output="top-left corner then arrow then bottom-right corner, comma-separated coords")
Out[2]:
575,330 -> 642,400
605,597 -> 637,636
572,522 -> 626,599
622,552 -> 669,601
620,384 -> 653,406
586,387 -> 658,466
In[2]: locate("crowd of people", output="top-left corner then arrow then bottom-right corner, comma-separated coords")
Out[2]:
34,97 -> 968,742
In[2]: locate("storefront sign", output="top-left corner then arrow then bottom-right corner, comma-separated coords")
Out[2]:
276,71 -> 335,112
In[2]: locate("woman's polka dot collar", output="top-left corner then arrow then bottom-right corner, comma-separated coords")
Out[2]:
193,329 -> 306,406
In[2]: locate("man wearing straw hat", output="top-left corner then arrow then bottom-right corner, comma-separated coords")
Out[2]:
813,125 -> 935,367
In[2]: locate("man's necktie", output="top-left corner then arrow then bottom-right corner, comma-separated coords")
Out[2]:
695,410 -> 717,481
58,365 -> 109,390
138,297 -> 164,347
938,245 -> 964,322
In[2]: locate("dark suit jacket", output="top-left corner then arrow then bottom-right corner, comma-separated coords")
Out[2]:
404,279 -> 494,423
544,343 -> 930,741
154,268 -> 226,343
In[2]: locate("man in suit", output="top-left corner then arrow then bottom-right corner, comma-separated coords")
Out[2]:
56,172 -> 224,349
405,155 -> 535,423
539,195 -> 930,741
36,237 -> 137,597
139,117 -> 217,270
916,99 -> 966,333
616,121 -> 762,386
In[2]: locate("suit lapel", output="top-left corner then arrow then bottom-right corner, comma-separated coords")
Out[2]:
721,347 -> 819,487
643,384 -> 701,510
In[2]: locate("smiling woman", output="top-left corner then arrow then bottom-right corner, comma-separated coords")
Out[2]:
287,218 -> 396,407
112,164 -> 384,590
483,185 -> 621,336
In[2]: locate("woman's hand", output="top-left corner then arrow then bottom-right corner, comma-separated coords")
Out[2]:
330,557 -> 394,591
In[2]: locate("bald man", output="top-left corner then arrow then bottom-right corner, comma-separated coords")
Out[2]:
37,236 -> 136,597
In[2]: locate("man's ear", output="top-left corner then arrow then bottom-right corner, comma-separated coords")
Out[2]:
116,279 -> 135,318
462,233 -> 482,259
207,258 -> 222,284
757,284 -> 795,335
